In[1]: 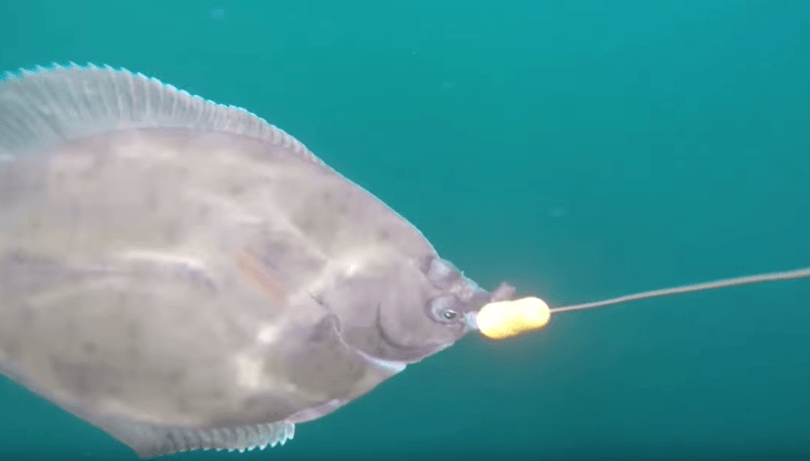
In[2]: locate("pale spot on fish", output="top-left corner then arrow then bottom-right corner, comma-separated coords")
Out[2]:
48,153 -> 96,174
256,324 -> 281,344
118,250 -> 207,269
234,353 -> 265,389
118,138 -> 177,162
185,189 -> 262,224
343,260 -> 360,277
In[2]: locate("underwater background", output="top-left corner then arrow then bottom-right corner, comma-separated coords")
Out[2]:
1,0 -> 809,460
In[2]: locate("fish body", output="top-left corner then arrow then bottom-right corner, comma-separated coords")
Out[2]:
0,64 -> 506,457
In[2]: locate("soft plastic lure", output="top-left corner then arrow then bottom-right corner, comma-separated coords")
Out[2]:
475,267 -> 810,340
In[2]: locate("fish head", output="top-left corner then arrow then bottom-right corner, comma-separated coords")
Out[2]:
319,253 -> 505,369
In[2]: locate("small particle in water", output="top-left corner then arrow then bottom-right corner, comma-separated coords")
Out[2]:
550,207 -> 565,218
210,8 -> 226,20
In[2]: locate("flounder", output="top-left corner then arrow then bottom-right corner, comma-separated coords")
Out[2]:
2,64 -> 809,458
0,64 -> 518,457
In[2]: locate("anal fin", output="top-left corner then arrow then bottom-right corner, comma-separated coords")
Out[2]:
94,414 -> 295,458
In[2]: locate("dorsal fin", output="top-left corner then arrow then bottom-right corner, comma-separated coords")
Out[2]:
0,62 -> 323,165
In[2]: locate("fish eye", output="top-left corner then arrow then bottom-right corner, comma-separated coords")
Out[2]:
428,295 -> 461,324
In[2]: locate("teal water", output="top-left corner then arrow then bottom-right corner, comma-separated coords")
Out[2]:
1,1 -> 809,460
